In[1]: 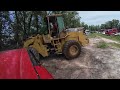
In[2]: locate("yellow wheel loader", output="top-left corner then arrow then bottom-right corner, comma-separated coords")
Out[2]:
23,14 -> 89,60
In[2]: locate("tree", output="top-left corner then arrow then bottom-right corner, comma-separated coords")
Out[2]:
105,21 -> 112,29
0,11 -> 12,50
101,24 -> 106,29
112,19 -> 119,28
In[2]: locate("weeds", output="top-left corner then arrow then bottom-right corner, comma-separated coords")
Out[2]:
108,43 -> 120,48
96,41 -> 109,49
88,33 -> 97,38
88,33 -> 120,42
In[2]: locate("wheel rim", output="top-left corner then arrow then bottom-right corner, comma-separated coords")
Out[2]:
69,45 -> 79,56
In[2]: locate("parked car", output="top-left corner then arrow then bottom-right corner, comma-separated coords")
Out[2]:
114,32 -> 120,36
105,28 -> 118,35
85,29 -> 90,35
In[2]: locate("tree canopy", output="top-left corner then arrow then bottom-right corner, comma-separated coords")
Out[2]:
80,19 -> 120,33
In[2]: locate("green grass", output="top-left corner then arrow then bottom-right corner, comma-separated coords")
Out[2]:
88,33 -> 98,38
96,41 -> 109,49
88,33 -> 120,49
88,33 -> 120,42
108,43 -> 120,48
95,41 -> 120,49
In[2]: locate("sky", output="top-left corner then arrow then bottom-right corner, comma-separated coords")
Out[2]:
78,11 -> 120,26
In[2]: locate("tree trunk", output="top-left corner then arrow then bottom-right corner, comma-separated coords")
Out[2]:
36,15 -> 39,33
23,11 -> 26,36
28,13 -> 33,35
15,11 -> 19,48
0,22 -> 2,50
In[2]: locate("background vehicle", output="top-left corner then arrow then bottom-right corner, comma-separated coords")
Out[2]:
105,28 -> 118,35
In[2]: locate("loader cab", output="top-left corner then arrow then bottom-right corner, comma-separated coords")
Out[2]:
44,14 -> 65,37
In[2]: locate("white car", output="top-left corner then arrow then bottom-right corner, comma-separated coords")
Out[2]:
114,33 -> 120,36
102,31 -> 105,34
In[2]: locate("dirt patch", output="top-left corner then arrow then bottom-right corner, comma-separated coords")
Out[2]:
40,48 -> 108,79
40,37 -> 120,79
85,37 -> 120,79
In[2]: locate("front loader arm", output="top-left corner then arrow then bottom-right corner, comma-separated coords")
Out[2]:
24,37 -> 35,48
24,35 -> 49,57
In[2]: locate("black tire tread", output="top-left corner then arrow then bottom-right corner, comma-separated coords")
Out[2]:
63,40 -> 81,60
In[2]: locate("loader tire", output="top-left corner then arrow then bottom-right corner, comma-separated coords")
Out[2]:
63,40 -> 81,60
27,47 -> 41,65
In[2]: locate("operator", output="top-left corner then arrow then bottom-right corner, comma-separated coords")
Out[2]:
52,22 -> 58,37
50,23 -> 53,29
53,22 -> 58,31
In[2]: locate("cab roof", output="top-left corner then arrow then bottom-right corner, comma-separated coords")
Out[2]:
46,14 -> 62,17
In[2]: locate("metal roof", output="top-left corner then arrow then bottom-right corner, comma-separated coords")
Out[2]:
46,14 -> 62,17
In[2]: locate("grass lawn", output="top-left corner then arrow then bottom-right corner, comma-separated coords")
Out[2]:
88,33 -> 120,42
88,33 -> 120,49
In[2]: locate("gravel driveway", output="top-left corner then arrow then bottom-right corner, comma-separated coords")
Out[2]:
40,37 -> 120,79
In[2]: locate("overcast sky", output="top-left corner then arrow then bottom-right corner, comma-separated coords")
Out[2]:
78,11 -> 120,26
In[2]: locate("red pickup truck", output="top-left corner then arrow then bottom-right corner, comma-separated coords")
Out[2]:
0,48 -> 53,79
105,28 -> 118,35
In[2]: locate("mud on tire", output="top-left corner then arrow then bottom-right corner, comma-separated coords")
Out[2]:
63,40 -> 81,60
